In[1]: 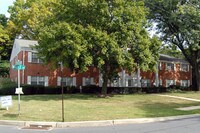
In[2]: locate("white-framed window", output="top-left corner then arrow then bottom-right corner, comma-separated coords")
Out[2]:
112,78 -> 119,87
141,79 -> 151,87
28,52 -> 43,63
57,77 -> 76,86
166,63 -> 175,71
27,76 -> 48,86
82,77 -> 94,86
62,77 -> 73,86
180,80 -> 190,87
180,64 -> 189,72
166,79 -> 176,87
128,79 -> 132,87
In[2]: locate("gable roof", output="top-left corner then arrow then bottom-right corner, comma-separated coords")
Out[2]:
10,39 -> 38,62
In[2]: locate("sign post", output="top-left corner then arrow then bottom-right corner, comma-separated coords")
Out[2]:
12,60 -> 25,115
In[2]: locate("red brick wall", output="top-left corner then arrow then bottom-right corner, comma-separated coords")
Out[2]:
10,51 -> 99,86
10,51 -> 192,87
140,62 -> 191,87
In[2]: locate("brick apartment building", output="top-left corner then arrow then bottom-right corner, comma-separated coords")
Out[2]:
10,39 -> 192,88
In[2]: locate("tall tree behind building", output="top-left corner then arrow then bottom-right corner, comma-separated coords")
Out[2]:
145,0 -> 200,90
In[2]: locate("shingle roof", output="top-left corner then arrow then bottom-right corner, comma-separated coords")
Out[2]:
159,54 -> 188,63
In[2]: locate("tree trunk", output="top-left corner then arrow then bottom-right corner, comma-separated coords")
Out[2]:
101,73 -> 108,95
193,61 -> 200,91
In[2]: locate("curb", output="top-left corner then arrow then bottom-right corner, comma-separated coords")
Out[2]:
0,114 -> 200,128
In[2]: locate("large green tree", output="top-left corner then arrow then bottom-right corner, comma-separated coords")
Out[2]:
145,0 -> 200,90
9,0 -> 160,94
0,15 -> 10,76
7,0 -> 55,40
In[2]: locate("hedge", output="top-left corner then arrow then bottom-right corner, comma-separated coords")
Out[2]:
0,79 -> 193,95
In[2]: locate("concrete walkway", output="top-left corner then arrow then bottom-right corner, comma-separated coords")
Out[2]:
157,94 -> 200,102
157,94 -> 200,111
177,106 -> 200,111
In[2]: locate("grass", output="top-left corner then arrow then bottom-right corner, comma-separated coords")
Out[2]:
0,93 -> 200,122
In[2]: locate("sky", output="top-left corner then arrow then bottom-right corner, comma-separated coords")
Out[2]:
0,0 -> 15,17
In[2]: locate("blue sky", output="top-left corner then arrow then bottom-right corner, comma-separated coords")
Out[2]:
0,0 -> 15,17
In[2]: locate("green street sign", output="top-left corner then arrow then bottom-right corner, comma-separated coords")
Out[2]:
12,64 -> 25,70
12,60 -> 25,70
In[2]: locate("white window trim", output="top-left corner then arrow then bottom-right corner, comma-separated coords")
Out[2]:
57,77 -> 76,86
27,76 -> 48,86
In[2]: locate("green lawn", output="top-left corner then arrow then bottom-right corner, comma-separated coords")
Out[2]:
0,93 -> 200,122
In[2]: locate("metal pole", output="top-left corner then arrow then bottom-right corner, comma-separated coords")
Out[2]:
60,62 -> 64,122
18,69 -> 20,115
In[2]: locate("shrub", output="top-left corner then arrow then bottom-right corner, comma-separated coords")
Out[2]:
108,87 -> 142,94
167,85 -> 191,92
82,85 -> 101,94
0,78 -> 17,95
22,85 -> 45,95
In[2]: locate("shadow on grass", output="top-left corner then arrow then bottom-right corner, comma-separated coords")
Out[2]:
137,102 -> 200,118
3,113 -> 19,118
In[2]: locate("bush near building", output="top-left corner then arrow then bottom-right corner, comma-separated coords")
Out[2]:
0,81 -> 192,95
0,78 -> 17,95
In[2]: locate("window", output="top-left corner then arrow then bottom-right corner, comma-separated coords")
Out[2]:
112,78 -> 119,87
141,79 -> 151,87
180,64 -> 189,71
181,80 -> 190,87
38,77 -> 45,86
28,52 -> 43,63
166,80 -> 176,87
166,63 -> 175,71
57,77 -> 76,86
62,77 -> 73,86
128,79 -> 132,87
83,77 -> 94,86
85,78 -> 91,86
31,76 -> 38,85
28,76 -> 48,86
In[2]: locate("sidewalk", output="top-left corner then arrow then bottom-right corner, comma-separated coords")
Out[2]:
0,114 -> 200,128
157,94 -> 200,102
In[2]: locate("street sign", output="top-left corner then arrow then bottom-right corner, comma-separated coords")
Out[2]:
12,64 -> 25,70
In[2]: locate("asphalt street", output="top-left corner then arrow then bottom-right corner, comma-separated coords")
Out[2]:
0,116 -> 200,133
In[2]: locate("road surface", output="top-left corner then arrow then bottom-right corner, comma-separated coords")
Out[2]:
0,116 -> 200,133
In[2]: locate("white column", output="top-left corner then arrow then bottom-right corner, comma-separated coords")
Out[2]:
137,68 -> 141,87
122,70 -> 126,87
155,63 -> 159,87
99,73 -> 103,87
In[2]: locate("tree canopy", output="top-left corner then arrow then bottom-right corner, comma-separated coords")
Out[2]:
8,0 -> 161,94
145,0 -> 200,90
